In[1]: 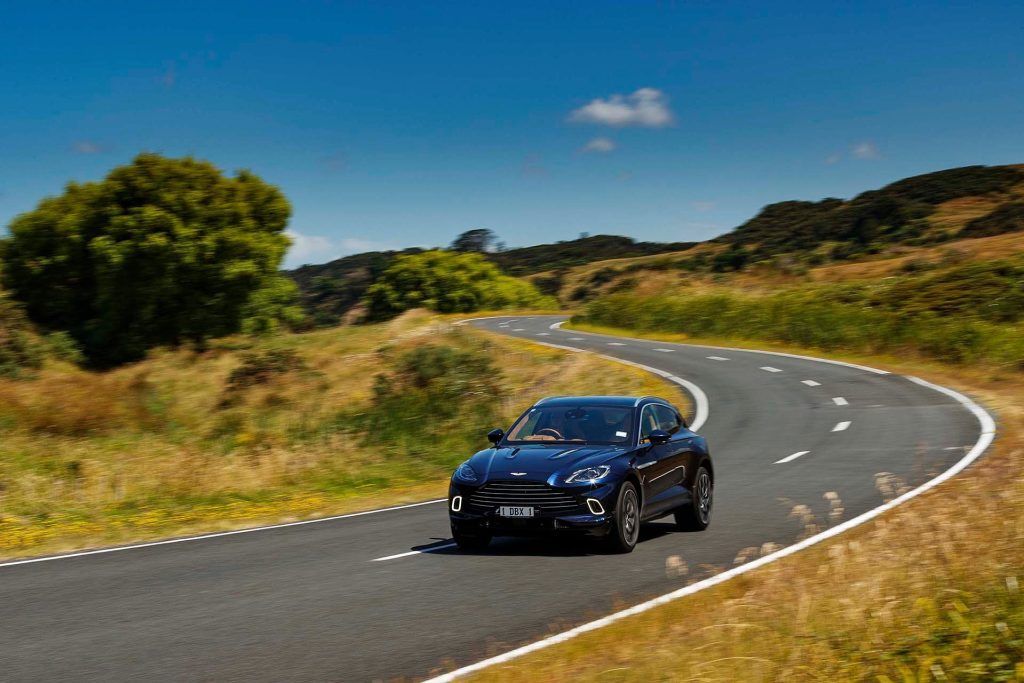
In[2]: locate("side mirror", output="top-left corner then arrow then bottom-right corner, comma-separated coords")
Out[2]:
487,428 -> 504,446
647,429 -> 670,445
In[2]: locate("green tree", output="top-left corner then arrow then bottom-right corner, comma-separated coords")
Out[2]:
1,153 -> 300,366
450,228 -> 496,253
363,250 -> 553,320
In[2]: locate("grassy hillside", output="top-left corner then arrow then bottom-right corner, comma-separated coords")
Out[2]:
0,310 -> 686,559
573,251 -> 1024,369
719,164 -> 1024,257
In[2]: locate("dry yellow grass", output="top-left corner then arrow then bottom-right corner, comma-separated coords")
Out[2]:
456,331 -> 1024,682
0,311 -> 686,560
809,231 -> 1024,283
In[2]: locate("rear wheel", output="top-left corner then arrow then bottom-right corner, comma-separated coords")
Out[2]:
675,466 -> 712,531
451,525 -> 491,551
605,482 -> 641,553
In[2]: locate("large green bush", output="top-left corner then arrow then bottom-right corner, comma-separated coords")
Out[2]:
363,250 -> 554,320
1,153 -> 302,367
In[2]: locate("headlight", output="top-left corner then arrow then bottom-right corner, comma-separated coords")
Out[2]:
454,462 -> 478,482
565,465 -> 611,484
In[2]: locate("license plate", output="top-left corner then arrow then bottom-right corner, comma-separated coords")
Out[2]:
498,506 -> 534,518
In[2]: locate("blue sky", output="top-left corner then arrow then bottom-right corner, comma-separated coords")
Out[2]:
2,1 -> 1023,268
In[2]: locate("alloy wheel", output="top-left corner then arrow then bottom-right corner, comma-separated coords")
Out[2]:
696,470 -> 712,525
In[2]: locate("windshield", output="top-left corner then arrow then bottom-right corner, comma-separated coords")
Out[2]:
505,405 -> 634,445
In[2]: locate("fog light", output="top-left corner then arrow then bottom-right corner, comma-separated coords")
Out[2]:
451,495 -> 462,512
586,498 -> 605,515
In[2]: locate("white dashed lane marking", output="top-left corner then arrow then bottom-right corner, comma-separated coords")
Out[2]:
371,543 -> 458,562
761,366 -> 783,373
832,421 -> 852,432
706,356 -> 729,361
833,397 -> 849,406
513,328 -> 525,332
653,348 -> 674,353
567,337 -> 584,341
774,451 -> 809,464
802,380 -> 821,387
607,342 -> 626,346
537,332 -> 550,336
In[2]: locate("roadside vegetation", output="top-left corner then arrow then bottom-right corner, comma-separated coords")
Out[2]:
574,254 -> 1024,369
0,310 -> 686,559
461,353 -> 1024,683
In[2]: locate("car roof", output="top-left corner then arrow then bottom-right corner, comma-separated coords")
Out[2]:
533,395 -> 671,408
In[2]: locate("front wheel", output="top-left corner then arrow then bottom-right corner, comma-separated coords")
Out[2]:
451,525 -> 491,551
605,482 -> 641,553
675,465 -> 713,531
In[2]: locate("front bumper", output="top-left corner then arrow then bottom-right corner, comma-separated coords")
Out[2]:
448,480 -> 617,538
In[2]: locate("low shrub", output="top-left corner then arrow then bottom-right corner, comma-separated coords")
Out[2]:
226,348 -> 308,391
342,343 -> 504,470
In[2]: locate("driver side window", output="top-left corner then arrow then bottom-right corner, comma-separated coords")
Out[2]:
653,405 -> 681,435
639,405 -> 659,440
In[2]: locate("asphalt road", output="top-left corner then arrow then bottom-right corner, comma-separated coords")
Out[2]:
0,316 -> 984,682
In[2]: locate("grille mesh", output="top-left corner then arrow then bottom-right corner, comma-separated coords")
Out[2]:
467,481 -> 579,513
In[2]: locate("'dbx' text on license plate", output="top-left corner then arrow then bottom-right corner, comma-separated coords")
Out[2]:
498,506 -> 534,517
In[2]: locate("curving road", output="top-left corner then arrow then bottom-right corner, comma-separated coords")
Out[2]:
0,316 -> 984,682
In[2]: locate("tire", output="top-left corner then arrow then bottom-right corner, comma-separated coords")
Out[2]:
451,525 -> 491,551
675,465 -> 712,531
605,481 -> 641,553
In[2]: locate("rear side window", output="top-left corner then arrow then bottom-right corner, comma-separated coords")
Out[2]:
653,404 -> 682,434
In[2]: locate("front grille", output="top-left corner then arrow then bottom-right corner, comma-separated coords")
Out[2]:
468,481 -> 580,514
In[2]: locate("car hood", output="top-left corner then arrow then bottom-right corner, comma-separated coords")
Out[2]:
467,443 -> 627,481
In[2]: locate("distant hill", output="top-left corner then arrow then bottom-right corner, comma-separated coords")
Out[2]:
487,235 -> 696,276
287,235 -> 694,324
717,164 -> 1024,259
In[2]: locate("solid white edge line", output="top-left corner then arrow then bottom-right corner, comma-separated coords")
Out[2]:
371,543 -> 458,562
832,421 -> 852,432
774,450 -> 809,464
427,321 -> 995,683
0,499 -> 448,569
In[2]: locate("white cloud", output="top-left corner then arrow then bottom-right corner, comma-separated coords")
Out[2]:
852,141 -> 880,160
825,152 -> 842,165
73,140 -> 104,154
690,201 -> 716,212
569,88 -> 674,128
580,137 -> 617,154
